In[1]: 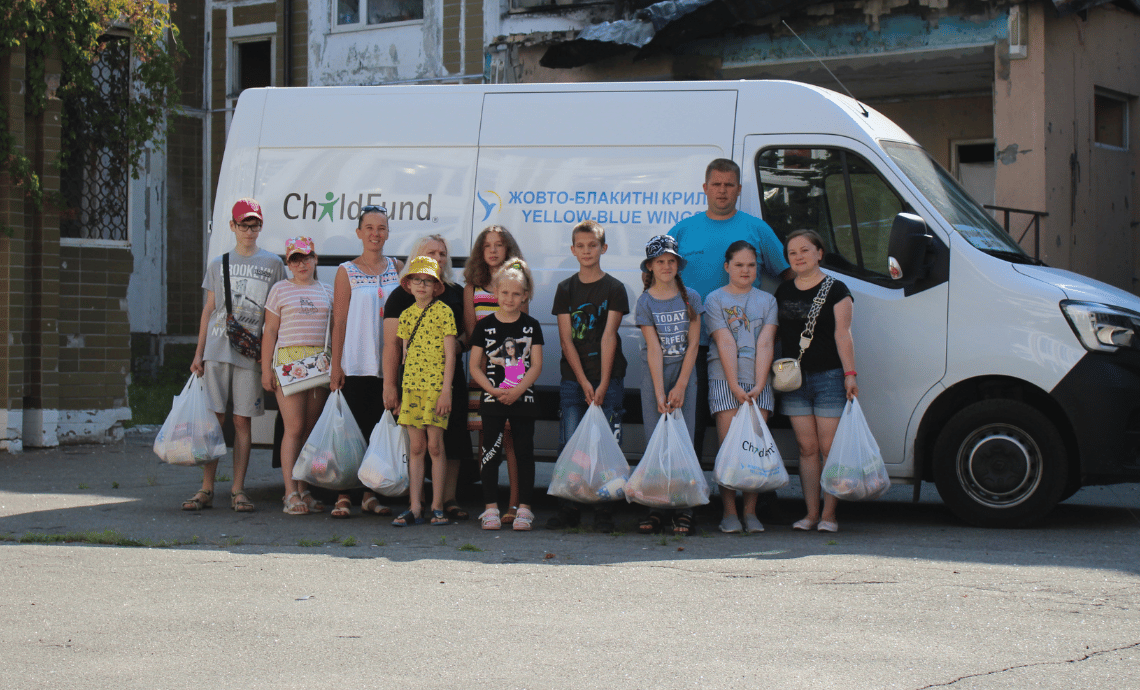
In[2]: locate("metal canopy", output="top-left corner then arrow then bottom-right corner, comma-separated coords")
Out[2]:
540,0 -> 821,68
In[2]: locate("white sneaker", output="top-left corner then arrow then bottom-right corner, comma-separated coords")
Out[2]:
743,515 -> 765,533
719,515 -> 743,534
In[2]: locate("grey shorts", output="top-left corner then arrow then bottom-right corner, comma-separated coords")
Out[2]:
709,379 -> 774,416
202,361 -> 264,418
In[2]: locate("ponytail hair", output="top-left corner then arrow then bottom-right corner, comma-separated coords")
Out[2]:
491,257 -> 534,301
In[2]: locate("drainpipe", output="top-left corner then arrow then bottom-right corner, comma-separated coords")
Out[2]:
283,0 -> 292,86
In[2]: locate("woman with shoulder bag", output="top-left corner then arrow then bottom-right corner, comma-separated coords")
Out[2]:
775,229 -> 858,533
262,236 -> 333,514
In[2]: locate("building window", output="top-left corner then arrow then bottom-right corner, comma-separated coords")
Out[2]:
236,40 -> 272,94
60,35 -> 130,242
1094,89 -> 1128,150
336,0 -> 423,26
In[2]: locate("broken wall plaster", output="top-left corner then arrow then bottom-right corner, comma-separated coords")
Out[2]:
684,13 -> 1007,64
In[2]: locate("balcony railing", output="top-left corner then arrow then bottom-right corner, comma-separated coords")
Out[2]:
984,204 -> 1049,260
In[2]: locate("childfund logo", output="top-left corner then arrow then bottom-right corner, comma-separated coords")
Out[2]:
283,192 -> 434,222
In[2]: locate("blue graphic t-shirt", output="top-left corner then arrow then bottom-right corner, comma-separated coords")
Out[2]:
634,288 -> 704,364
551,273 -> 630,383
704,287 -> 778,386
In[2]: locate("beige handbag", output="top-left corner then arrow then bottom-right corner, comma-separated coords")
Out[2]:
772,276 -> 834,393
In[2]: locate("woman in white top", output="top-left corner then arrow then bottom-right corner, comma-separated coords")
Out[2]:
330,205 -> 404,518
262,236 -> 334,514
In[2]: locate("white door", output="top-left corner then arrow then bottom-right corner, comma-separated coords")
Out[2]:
742,136 -> 950,471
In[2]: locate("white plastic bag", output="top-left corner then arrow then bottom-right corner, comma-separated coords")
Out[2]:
153,375 -> 227,466
625,411 -> 710,508
548,404 -> 631,503
713,401 -> 789,493
293,390 -> 367,490
821,398 -> 891,501
357,409 -> 410,497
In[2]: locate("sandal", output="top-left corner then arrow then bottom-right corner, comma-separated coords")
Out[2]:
500,506 -> 518,525
331,497 -> 352,519
392,509 -> 424,527
282,491 -> 309,515
442,500 -> 469,521
673,513 -> 694,536
299,490 -> 324,513
181,489 -> 213,511
479,508 -> 501,530
431,509 -> 452,526
638,512 -> 664,535
512,507 -> 534,531
230,491 -> 255,513
361,495 -> 392,516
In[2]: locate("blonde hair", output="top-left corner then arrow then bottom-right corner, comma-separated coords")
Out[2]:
464,225 -> 524,288
402,233 -> 455,285
491,257 -> 534,300
571,219 -> 606,245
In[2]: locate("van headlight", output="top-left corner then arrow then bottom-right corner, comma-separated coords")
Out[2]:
1061,300 -> 1140,352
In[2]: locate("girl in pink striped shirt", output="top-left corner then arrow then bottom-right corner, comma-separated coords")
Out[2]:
262,236 -> 334,515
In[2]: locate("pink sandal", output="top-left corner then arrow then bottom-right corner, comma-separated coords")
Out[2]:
479,508 -> 501,530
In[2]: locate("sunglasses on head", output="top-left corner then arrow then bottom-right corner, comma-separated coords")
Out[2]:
361,205 -> 388,215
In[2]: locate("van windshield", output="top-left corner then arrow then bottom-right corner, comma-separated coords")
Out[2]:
883,141 -> 1036,263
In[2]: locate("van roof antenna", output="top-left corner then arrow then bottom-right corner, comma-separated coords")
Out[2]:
781,20 -> 869,117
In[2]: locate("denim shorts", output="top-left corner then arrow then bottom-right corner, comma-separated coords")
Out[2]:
778,368 -> 846,418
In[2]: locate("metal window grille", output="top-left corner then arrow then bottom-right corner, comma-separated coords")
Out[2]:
60,36 -> 130,242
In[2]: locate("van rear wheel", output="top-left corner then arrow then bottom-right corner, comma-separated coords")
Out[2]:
933,400 -> 1067,527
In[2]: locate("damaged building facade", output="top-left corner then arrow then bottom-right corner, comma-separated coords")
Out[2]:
5,0 -> 1135,450
489,0 -> 1140,292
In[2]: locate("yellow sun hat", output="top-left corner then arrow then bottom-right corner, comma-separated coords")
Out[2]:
400,255 -> 445,298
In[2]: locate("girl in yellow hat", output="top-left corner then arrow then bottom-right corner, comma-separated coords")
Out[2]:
393,256 -> 458,526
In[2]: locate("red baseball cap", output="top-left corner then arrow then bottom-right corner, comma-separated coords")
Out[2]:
231,198 -> 263,223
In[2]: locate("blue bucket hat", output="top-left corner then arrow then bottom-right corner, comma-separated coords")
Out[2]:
640,235 -> 687,273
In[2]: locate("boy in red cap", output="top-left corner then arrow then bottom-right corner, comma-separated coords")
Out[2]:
183,198 -> 286,512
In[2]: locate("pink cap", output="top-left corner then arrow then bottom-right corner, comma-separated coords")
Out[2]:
285,236 -> 316,257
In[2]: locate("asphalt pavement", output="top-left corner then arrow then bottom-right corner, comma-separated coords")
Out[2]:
2,429 -> 1140,689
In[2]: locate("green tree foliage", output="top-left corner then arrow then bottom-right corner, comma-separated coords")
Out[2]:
0,1 -> 184,234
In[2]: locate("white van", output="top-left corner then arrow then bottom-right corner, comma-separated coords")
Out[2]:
210,80 -> 1140,527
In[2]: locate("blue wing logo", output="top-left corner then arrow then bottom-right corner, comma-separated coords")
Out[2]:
476,191 -> 501,222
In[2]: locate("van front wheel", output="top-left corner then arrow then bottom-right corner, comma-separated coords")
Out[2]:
933,400 -> 1067,527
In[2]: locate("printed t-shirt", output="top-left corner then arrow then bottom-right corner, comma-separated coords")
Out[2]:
470,313 -> 545,417
551,273 -> 630,383
397,300 -> 457,391
775,277 -> 852,373
202,249 -> 286,370
384,282 -> 464,336
634,287 -> 703,364
265,280 -> 333,348
704,287 -> 778,386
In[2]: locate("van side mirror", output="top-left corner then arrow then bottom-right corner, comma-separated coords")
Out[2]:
888,213 -> 932,281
